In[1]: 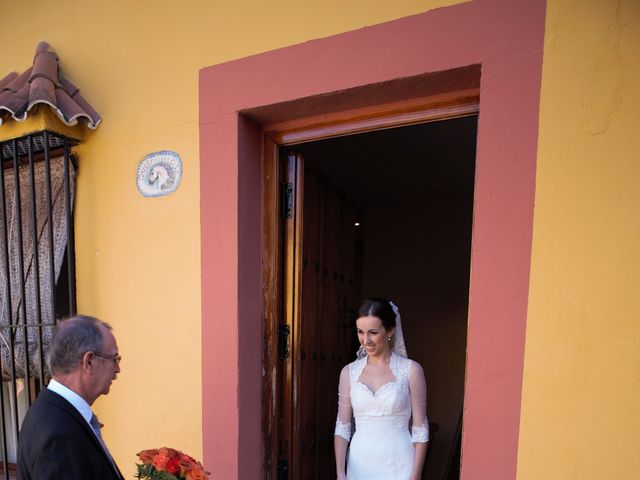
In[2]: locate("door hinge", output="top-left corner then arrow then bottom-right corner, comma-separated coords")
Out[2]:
277,457 -> 289,480
278,324 -> 290,360
281,182 -> 294,219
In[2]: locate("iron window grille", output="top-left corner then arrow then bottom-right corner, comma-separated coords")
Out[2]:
0,131 -> 78,478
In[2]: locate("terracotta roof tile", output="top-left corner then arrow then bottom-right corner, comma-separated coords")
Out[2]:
0,72 -> 18,91
0,42 -> 101,129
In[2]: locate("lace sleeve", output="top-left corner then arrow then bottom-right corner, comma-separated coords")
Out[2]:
334,365 -> 353,441
409,360 -> 429,443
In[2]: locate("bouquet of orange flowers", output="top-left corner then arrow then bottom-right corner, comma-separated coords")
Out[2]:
136,447 -> 209,480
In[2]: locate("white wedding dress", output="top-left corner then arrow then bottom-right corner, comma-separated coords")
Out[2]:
335,352 -> 429,480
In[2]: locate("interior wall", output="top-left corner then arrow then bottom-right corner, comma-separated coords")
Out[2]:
362,195 -> 473,479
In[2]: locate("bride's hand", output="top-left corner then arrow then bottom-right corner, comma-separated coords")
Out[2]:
337,473 -> 348,480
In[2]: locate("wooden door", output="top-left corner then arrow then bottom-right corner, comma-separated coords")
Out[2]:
278,149 -> 358,479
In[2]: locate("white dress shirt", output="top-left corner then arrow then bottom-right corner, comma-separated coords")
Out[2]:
47,378 -> 94,428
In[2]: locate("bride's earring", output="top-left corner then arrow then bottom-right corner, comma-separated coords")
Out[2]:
388,336 -> 392,342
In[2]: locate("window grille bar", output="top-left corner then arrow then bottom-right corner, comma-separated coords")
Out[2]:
15,138 -> 33,406
43,132 -> 57,354
0,142 -> 12,480
63,139 -> 76,315
7,140 -> 21,453
27,138 -> 46,389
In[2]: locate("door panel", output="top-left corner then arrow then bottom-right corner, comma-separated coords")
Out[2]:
279,151 -> 358,479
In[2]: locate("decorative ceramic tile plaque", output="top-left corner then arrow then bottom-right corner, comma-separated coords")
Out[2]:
136,151 -> 182,197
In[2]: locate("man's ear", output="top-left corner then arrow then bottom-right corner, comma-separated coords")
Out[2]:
81,351 -> 95,370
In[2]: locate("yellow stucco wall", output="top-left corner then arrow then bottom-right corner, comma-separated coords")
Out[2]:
519,0 -> 640,478
0,0 -> 464,473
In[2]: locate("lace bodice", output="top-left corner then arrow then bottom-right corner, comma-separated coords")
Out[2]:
335,353 -> 429,443
351,352 -> 411,418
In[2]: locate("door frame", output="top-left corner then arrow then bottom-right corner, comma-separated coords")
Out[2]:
261,91 -> 480,479
199,2 -> 546,478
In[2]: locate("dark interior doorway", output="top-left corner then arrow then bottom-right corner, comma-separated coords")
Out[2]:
279,114 -> 476,479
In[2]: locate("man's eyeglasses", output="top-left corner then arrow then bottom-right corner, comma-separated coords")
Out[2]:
92,352 -> 122,366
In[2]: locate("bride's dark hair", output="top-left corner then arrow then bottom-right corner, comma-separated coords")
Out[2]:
357,297 -> 396,330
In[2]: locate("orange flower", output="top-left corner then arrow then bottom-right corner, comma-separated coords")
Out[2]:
152,453 -> 168,471
157,447 -> 171,457
186,467 -> 205,480
137,449 -> 157,465
166,457 -> 181,475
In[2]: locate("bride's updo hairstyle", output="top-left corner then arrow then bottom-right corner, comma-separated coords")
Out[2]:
358,297 -> 396,330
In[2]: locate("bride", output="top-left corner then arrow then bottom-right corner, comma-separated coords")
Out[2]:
334,298 -> 429,480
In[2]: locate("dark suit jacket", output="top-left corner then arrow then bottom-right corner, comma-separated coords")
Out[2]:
17,388 -> 124,480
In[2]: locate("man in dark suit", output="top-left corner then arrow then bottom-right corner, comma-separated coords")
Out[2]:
17,315 -> 124,480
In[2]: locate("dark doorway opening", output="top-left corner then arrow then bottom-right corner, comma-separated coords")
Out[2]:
279,114 -> 476,479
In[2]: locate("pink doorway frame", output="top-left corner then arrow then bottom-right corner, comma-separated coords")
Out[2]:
199,0 -> 547,478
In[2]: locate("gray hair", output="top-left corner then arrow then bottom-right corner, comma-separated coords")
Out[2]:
48,315 -> 112,375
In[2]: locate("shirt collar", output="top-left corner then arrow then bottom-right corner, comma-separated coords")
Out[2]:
48,378 -> 94,425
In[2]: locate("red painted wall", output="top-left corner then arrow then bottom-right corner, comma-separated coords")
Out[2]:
199,0 -> 546,478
